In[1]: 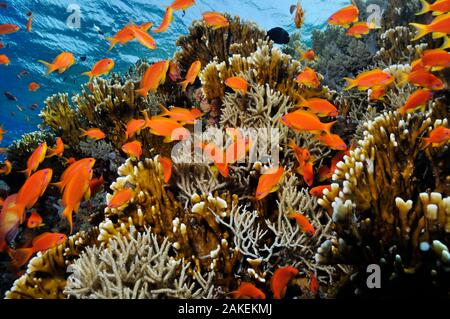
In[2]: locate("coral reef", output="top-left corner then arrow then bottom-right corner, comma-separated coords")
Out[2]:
316,110 -> 450,297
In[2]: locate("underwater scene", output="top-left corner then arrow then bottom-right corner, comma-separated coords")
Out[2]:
0,0 -> 449,302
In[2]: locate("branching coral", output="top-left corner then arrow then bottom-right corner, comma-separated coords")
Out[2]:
316,110 -> 450,297
65,227 -> 215,299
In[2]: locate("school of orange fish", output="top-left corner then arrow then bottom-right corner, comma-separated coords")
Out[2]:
0,0 -> 450,299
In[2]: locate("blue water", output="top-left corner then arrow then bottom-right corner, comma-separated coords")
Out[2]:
0,0 -> 348,148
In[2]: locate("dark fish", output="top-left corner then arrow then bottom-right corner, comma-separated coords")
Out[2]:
17,70 -> 29,79
0,42 -> 4,49
0,2 -> 7,9
26,11 -> 32,17
80,56 -> 87,61
29,103 -> 39,111
4,91 -> 17,101
267,27 -> 290,45
290,5 -> 297,14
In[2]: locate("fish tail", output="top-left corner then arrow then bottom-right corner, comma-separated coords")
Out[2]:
179,79 -> 189,92
432,32 -> 446,39
18,168 -> 31,178
8,247 -> 35,268
38,60 -> 57,75
441,36 -> 450,50
159,104 -> 170,116
416,0 -> 430,15
343,77 -> 357,91
397,106 -> 407,115
135,87 -> 149,97
82,71 -> 93,82
323,121 -> 336,135
106,37 -> 119,51
63,206 -> 74,234
409,23 -> 430,41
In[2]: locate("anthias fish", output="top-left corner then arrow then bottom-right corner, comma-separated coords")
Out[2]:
136,60 -> 169,96
410,12 -> 450,40
255,166 -> 285,200
327,5 -> 359,28
202,12 -> 230,29
108,188 -> 134,208
153,7 -> 173,33
271,266 -> 299,299
121,140 -> 143,159
225,77 -> 248,95
157,155 -> 173,183
38,52 -> 76,75
417,0 -> 450,16
398,89 -> 433,114
180,60 -> 201,92
232,282 -> 266,299
82,58 -> 115,82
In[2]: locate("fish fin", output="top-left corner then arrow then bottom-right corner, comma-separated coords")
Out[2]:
82,71 -> 93,82
431,66 -> 445,72
343,77 -> 357,91
135,87 -> 149,97
441,36 -> 450,50
179,79 -> 190,92
84,187 -> 91,201
37,60 -> 57,75
409,23 -> 430,41
63,206 -> 74,234
163,136 -> 174,143
416,0 -> 430,15
18,168 -> 31,177
421,137 -> 431,150
432,32 -> 446,39
8,247 -> 35,268
106,37 -> 118,51
323,122 -> 336,135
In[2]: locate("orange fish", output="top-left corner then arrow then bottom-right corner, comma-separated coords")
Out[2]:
38,52 -> 76,75
22,142 -> 47,177
281,110 -> 335,135
159,105 -> 202,124
80,128 -> 106,140
411,58 -> 428,73
202,12 -> 230,30
297,160 -> 314,186
121,140 -> 142,159
0,23 -> 19,35
327,5 -> 359,28
0,54 -> 10,65
168,61 -> 182,82
421,49 -> 450,71
422,126 -> 450,148
293,0 -> 305,29
255,166 -> 285,200
180,60 -> 201,92
153,6 -> 173,33
144,114 -> 190,143
82,58 -> 115,82
225,128 -> 252,164
410,12 -> 450,40
299,49 -> 316,62
344,69 -> 394,91
406,69 -> 445,90
309,272 -> 319,295
309,185 -> 332,198
64,157 -> 77,166
295,67 -> 320,88
28,82 -> 40,92
0,160 -> 12,175
318,151 -> 348,181
55,158 -> 96,192
26,12 -> 33,32
136,60 -> 170,96
288,139 -> 310,164
107,188 -> 134,209
369,86 -> 386,101
225,77 -> 248,95
417,0 -> 450,16
46,137 -> 65,158
26,210 -> 44,229
0,194 -> 20,252
89,175 -> 104,197
129,24 -> 157,50
232,282 -> 266,299
346,22 -> 376,38
107,22 -> 153,50
197,142 -> 229,178
9,232 -> 66,267
271,266 -> 299,299
289,212 -> 315,235
14,169 -> 53,222
170,0 -> 196,11
62,166 -> 92,233
299,97 -> 338,117
315,133 -> 347,151
398,89 -> 433,114
157,155 -> 173,183
125,118 -> 146,139
0,42 -> 4,49
0,125 -> 5,143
